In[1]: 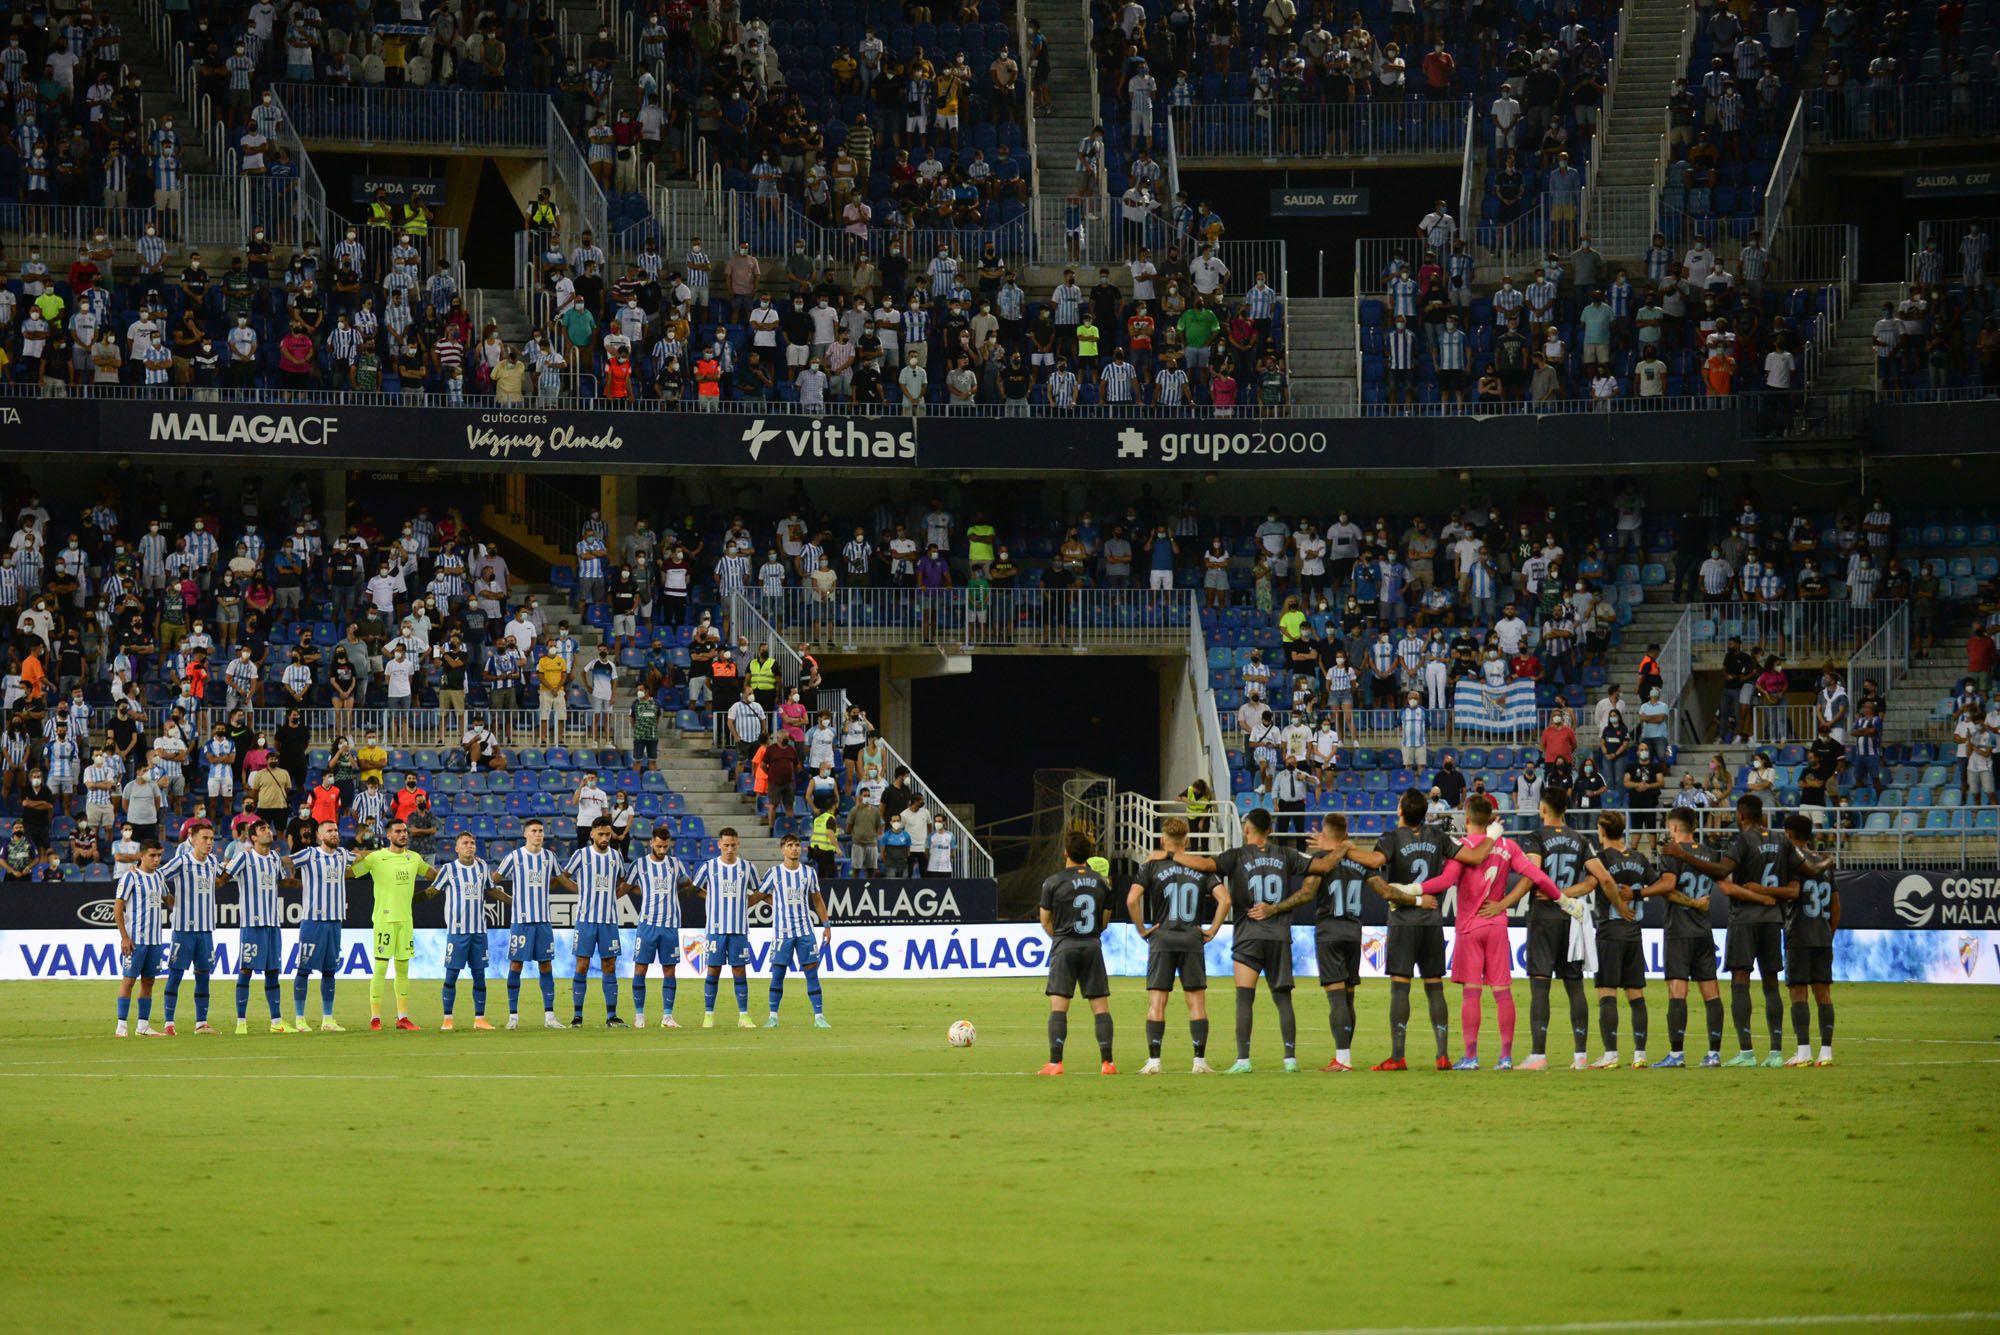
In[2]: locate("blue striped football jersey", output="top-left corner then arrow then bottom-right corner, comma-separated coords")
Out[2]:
292,845 -> 352,922
118,868 -> 168,947
434,857 -> 494,935
163,849 -> 222,931
562,846 -> 624,925
695,856 -> 759,934
225,847 -> 287,928
760,862 -> 822,939
494,846 -> 559,924
626,854 -> 689,929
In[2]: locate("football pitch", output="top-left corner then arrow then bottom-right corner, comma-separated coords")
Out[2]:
3,980 -> 1998,1335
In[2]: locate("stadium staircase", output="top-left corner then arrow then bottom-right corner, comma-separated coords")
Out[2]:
1589,0 -> 1698,261
1284,298 -> 1357,410
1811,282 -> 1906,393
1025,0 -> 1094,221
106,0 -> 221,178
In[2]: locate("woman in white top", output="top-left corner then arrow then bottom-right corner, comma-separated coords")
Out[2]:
1323,650 -> 1358,740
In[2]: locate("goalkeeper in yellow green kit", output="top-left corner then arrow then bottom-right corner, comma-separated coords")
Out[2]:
353,818 -> 434,1030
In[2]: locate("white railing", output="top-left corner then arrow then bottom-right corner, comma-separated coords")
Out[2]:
547,102 -> 609,241
1018,0 -> 1040,209
1590,25 -> 1624,194
1456,101 -> 1476,228
1221,705 -> 1607,752
1686,600 -> 1906,668
722,596 -> 992,878
277,82 -> 551,149
1763,98 -> 1808,249
736,588 -> 1198,651
1582,185 -> 1659,259
184,174 -> 310,250
1079,0 -> 1109,228
1659,604 -> 1694,744
126,705 -> 643,750
1173,99 -> 1473,160
1847,602 -> 1910,708
1188,611 -> 1243,851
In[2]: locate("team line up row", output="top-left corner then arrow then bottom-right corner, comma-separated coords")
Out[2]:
1031,791 -> 1839,1076
106,816 -> 838,1036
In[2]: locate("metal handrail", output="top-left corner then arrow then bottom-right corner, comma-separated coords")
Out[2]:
734,588 -> 1199,651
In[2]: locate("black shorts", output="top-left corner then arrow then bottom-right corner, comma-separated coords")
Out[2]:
1145,942 -> 1206,993
1594,933 -> 1647,990
1786,943 -> 1832,987
1316,933 -> 1362,988
1046,940 -> 1109,999
1724,921 -> 1785,977
1664,933 -> 1718,983
1230,935 -> 1294,991
1526,914 -> 1583,980
1385,923 -> 1447,980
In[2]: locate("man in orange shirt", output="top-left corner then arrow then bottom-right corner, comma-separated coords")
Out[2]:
694,349 -> 722,409
604,349 -> 632,400
20,643 -> 47,700
1702,347 -> 1737,396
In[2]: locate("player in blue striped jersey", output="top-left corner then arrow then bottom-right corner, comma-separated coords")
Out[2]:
289,822 -> 353,1032
693,828 -> 761,1028
759,834 -> 833,1029
113,841 -> 170,1038
223,820 -> 299,1034
619,828 -> 695,1029
161,821 -> 224,1034
492,819 -> 570,1029
431,832 -> 506,1031
562,818 -> 628,1027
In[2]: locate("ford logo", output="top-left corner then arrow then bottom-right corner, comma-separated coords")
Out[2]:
77,899 -> 119,926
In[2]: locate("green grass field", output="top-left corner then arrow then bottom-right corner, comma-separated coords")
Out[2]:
4,979 -> 1999,1334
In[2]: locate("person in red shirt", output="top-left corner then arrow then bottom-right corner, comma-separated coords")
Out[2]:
1702,348 -> 1736,396
391,774 -> 428,823
1540,706 -> 1578,765
278,322 -> 317,391
1509,649 -> 1543,682
309,777 -> 343,825
694,352 -> 722,406
1125,304 -> 1156,377
603,350 -> 633,400
1968,628 -> 1996,695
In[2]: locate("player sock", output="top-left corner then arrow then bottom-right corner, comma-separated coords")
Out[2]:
632,972 -> 647,1017
1333,988 -> 1355,1051
1424,981 -> 1449,1060
572,972 -> 588,1020
1047,1011 -> 1067,1063
117,995 -> 130,1022
1763,985 -> 1784,1054
538,970 -> 556,1012
293,972 -> 311,1019
768,966 -> 787,1013
1388,980 -> 1412,1060
1730,980 -> 1754,1051
442,970 -> 459,1017
1668,996 -> 1688,1054
236,973 -> 251,1020
1234,986 -> 1255,1061
1792,999 -> 1811,1048
393,959 -> 411,1018
1599,994 -> 1619,1053
662,973 -> 678,1013
734,977 -> 750,1013
1146,1019 -> 1165,1058
1565,977 -> 1588,1054
1272,990 -> 1296,1058
805,970 -> 822,1014
704,973 -> 719,1013
1629,997 -> 1648,1052
320,972 -> 336,1019
1189,1017 -> 1209,1059
137,997 -> 151,1023
163,970 -> 180,1023
600,969 -> 617,1016
1494,987 -> 1515,1059
1460,986 -> 1482,1059
264,971 -> 282,1020
1817,1001 -> 1834,1049
1528,977 -> 1551,1057
193,974 -> 209,1022
471,968 -> 487,1017
1705,996 -> 1725,1053
1094,1011 -> 1114,1062
508,972 -> 522,1014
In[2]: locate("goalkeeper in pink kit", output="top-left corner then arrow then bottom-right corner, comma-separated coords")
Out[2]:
1389,795 -> 1584,1070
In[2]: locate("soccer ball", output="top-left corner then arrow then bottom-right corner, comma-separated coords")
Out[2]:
947,1020 -> 976,1048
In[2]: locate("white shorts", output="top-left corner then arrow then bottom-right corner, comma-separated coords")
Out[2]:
1149,569 -> 1173,591
935,113 -> 958,130
905,114 -> 927,132
208,769 -> 234,798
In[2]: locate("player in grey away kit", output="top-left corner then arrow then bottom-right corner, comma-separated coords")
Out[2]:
1037,829 -> 1117,1075
1661,793 -> 1795,1066
1366,789 -> 1457,1070
1172,806 -> 1315,1073
1126,816 -> 1230,1074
